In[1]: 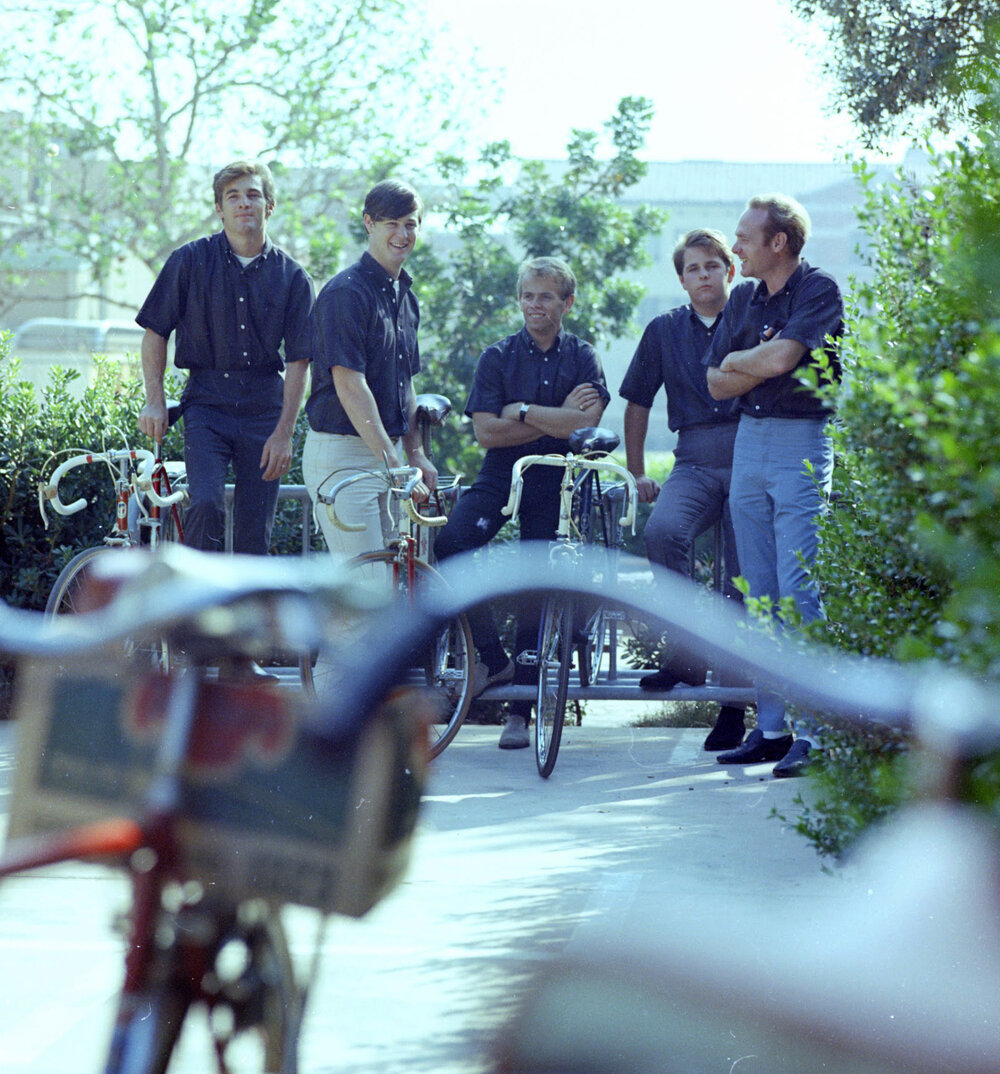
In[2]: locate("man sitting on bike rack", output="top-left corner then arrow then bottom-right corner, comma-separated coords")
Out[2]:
434,256 -> 609,750
619,228 -> 749,752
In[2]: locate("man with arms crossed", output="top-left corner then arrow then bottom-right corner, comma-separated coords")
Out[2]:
302,179 -> 436,561
619,228 -> 747,751
706,194 -> 843,777
434,256 -> 608,750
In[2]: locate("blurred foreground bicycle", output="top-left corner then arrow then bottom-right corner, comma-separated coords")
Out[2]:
0,545 -> 432,1074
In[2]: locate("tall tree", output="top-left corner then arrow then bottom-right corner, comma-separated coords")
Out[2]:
410,97 -> 666,473
0,0 -> 464,313
789,0 -> 1000,143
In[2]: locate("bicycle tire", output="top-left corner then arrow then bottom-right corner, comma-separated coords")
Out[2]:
45,545 -> 171,670
535,596 -> 572,778
300,550 -> 475,759
44,545 -> 106,616
578,605 -> 607,687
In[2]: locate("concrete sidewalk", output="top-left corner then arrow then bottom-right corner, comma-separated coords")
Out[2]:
0,713 -> 852,1073
292,715 -> 847,1074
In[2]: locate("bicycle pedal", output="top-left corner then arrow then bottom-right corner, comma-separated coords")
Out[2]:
517,649 -> 538,667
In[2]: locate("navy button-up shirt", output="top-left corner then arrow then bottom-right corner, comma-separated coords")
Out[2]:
619,305 -> 739,431
306,252 -> 420,438
466,326 -> 610,481
136,231 -> 314,407
704,261 -> 843,419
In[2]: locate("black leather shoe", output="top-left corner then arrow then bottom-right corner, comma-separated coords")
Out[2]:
638,667 -> 684,691
717,728 -> 792,764
772,739 -> 812,778
703,706 -> 745,751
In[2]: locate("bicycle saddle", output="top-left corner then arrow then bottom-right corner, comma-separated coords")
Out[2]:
568,427 -> 620,455
415,393 -> 452,426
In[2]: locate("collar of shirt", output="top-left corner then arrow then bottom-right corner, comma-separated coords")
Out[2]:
219,231 -> 274,266
687,305 -> 722,331
750,260 -> 808,306
518,325 -> 565,356
359,250 -> 413,297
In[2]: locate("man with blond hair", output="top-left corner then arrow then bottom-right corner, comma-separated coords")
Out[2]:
435,256 -> 609,749
706,193 -> 843,776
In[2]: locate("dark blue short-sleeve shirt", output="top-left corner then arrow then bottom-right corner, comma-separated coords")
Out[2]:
619,305 -> 739,431
704,261 -> 843,419
466,327 -> 610,481
306,252 -> 420,438
136,231 -> 314,407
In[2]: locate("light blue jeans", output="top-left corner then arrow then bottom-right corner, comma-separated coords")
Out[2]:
729,416 -> 833,734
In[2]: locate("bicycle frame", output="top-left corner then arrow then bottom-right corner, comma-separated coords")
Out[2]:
307,465 -> 475,757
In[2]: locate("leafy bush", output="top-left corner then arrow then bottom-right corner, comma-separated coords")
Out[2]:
1,346 -> 155,610
796,113 -> 1000,856
0,343 -> 319,613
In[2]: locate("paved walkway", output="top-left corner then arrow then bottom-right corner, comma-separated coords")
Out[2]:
0,710 -> 853,1073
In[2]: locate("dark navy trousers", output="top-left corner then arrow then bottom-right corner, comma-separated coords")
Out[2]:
435,465 -> 562,718
181,403 -> 282,555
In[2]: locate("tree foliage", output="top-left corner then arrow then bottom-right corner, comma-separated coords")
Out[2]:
790,78 -> 1000,855
0,0 -> 463,312
410,97 -> 666,475
790,0 -> 1000,143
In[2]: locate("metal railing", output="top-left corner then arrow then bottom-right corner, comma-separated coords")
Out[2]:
223,483 -> 313,556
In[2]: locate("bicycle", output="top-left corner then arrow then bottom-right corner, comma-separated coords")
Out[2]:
0,544 -> 432,1074
502,427 -> 638,777
39,440 -> 187,616
303,463 -> 475,759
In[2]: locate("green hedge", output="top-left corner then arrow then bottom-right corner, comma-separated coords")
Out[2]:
0,340 -> 320,614
792,124 -> 1000,856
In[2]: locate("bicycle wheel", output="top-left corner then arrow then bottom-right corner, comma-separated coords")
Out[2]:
46,546 -> 171,669
300,550 -> 475,758
578,604 -> 607,687
45,545 -> 106,615
536,596 -> 572,778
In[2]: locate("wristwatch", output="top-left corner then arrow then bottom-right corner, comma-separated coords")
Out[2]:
518,402 -> 530,423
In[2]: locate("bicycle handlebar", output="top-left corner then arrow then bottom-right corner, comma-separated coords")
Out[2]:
134,464 -> 187,507
502,452 -> 638,532
2,543 -> 998,758
317,466 -> 426,532
38,448 -> 157,523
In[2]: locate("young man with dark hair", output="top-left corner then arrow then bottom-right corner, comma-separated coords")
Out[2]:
619,228 -> 748,751
303,179 -> 437,560
706,193 -> 843,777
434,256 -> 609,750
137,157 -> 313,560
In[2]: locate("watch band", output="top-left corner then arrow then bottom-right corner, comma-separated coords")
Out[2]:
519,403 -> 529,423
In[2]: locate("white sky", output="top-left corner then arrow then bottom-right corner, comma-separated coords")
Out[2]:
425,0 -> 911,164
